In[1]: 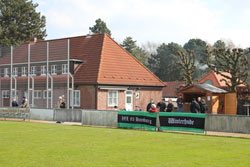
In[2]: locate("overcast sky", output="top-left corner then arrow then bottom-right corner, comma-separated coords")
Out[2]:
33,0 -> 250,48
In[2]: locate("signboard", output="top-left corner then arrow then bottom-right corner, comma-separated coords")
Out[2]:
159,112 -> 206,133
118,111 -> 157,131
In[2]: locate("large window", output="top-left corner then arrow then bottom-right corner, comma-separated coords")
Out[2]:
21,67 -> 26,76
108,90 -> 118,107
34,90 -> 42,99
4,68 -> 9,77
70,90 -> 81,107
62,64 -> 68,74
31,66 -> 36,76
2,90 -> 9,98
51,65 -> 57,75
41,65 -> 46,76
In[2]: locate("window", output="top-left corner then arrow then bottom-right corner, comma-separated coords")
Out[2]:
31,66 -> 36,76
41,65 -> 46,76
70,90 -> 81,107
43,90 -> 52,99
51,65 -> 57,75
2,90 -> 9,98
13,67 -> 18,77
62,64 -> 68,74
108,90 -> 118,107
34,90 -> 42,99
21,67 -> 26,76
4,68 -> 9,77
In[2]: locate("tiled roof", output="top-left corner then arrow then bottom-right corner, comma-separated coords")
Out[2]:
0,34 -> 164,87
96,35 -> 165,86
162,81 -> 186,97
199,71 -> 245,87
179,84 -> 228,93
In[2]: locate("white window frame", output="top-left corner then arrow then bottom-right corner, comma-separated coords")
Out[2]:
4,68 -> 9,77
43,90 -> 52,99
21,67 -> 26,76
62,64 -> 68,74
34,90 -> 42,99
70,90 -> 81,107
2,90 -> 9,98
51,65 -> 57,75
108,90 -> 118,107
13,67 -> 18,77
41,65 -> 46,76
31,66 -> 36,76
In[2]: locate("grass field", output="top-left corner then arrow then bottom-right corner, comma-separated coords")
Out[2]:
0,121 -> 250,167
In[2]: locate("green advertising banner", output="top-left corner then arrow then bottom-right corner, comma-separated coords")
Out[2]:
118,111 -> 157,131
159,112 -> 206,133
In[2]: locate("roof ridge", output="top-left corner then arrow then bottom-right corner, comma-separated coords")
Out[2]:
103,34 -> 165,86
97,34 -> 106,84
23,34 -> 104,44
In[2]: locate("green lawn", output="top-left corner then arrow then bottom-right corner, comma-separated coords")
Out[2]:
0,121 -> 249,167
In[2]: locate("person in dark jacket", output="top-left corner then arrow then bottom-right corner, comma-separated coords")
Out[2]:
190,98 -> 200,113
146,99 -> 154,111
177,95 -> 184,112
197,97 -> 205,113
166,99 -> 174,112
12,98 -> 18,107
201,99 -> 208,113
157,99 -> 166,112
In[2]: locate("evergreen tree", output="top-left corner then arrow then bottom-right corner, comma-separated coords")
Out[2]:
89,18 -> 111,36
0,0 -> 46,47
121,37 -> 136,54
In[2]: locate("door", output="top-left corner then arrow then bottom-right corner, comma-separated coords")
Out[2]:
125,91 -> 133,111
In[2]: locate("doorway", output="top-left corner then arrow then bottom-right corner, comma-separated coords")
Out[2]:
125,90 -> 133,111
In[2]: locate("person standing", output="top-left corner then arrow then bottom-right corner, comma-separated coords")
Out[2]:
190,98 -> 200,113
166,99 -> 174,112
201,99 -> 208,113
57,96 -> 66,109
146,99 -> 154,111
12,98 -> 19,107
157,99 -> 166,112
197,97 -> 204,113
177,95 -> 184,112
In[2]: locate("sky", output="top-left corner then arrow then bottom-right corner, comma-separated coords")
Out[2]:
33,0 -> 250,48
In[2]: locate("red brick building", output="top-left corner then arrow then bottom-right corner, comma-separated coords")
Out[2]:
0,34 -> 165,111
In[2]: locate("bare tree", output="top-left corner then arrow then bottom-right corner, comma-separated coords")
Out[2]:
177,50 -> 195,85
205,47 -> 249,92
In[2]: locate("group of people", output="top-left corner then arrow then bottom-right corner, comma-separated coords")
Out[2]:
190,97 -> 207,113
146,98 -> 174,112
146,95 -> 207,113
11,97 -> 28,108
11,96 -> 66,109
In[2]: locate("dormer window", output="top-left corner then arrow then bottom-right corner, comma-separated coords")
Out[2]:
4,68 -> 9,77
51,65 -> 57,75
31,66 -> 36,76
21,67 -> 26,76
62,64 -> 68,74
41,65 -> 46,76
13,67 -> 18,77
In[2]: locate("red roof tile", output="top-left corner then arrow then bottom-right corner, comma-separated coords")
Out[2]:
162,81 -> 186,97
199,71 -> 245,87
0,34 -> 164,87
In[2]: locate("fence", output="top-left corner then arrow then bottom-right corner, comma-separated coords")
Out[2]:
1,108 -> 250,134
0,107 -> 30,120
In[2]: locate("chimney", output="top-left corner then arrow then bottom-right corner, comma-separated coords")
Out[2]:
31,37 -> 37,43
